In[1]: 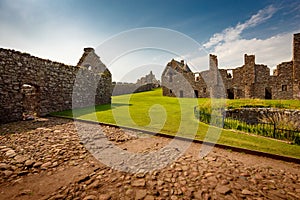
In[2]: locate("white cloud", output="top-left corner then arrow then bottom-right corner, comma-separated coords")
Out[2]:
182,31 -> 297,75
203,5 -> 277,49
198,4 -> 300,73
213,32 -> 295,69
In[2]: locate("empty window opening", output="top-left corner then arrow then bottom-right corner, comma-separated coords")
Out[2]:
265,87 -> 272,99
203,88 -> 207,93
194,90 -> 199,98
170,89 -> 173,94
194,73 -> 200,82
227,70 -> 233,79
282,85 -> 287,91
21,84 -> 39,120
84,64 -> 92,70
169,74 -> 173,82
180,90 -> 184,98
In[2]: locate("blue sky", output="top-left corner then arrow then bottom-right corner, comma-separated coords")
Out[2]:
1,0 -> 300,82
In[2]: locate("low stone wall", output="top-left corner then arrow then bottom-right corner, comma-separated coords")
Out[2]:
112,83 -> 158,96
225,108 -> 300,124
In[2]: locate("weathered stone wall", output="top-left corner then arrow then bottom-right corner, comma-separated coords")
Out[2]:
271,61 -> 294,99
112,71 -> 160,96
0,48 -> 112,124
293,33 -> 300,99
137,71 -> 160,86
226,108 -> 300,125
162,59 -> 203,98
112,83 -> 157,96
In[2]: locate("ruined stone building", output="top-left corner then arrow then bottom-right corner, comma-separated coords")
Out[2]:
137,71 -> 160,86
112,71 -> 160,96
162,33 -> 300,100
0,47 -> 112,124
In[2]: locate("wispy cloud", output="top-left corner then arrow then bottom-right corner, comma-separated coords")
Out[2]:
203,5 -> 277,49
213,32 -> 295,69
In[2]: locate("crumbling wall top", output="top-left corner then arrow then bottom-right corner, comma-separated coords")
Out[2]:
209,54 -> 218,70
244,54 -> 255,65
293,33 -> 300,62
84,47 -> 95,53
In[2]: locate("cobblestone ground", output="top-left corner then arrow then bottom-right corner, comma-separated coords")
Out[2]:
0,117 -> 299,200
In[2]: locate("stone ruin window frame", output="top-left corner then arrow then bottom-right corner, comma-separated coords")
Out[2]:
227,69 -> 233,79
194,73 -> 200,82
282,85 -> 287,91
83,64 -> 92,71
203,87 -> 207,93
169,74 -> 173,82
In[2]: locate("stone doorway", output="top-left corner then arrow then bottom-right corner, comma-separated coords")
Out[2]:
179,90 -> 183,98
194,90 -> 199,98
265,87 -> 272,99
227,88 -> 234,99
21,84 -> 39,120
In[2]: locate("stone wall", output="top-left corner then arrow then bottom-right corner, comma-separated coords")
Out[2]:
225,108 -> 300,125
136,71 -> 160,86
112,71 -> 160,96
293,33 -> 300,99
112,83 -> 157,96
162,59 -> 200,98
0,48 -> 112,124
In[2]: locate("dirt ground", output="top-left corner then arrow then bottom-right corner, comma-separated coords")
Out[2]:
0,117 -> 299,199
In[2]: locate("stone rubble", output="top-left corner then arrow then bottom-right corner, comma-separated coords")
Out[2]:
0,117 -> 299,199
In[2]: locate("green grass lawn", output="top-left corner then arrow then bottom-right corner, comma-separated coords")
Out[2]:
52,88 -> 300,159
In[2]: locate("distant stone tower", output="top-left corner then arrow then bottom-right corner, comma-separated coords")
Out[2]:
293,33 -> 300,79
293,33 -> 300,98
209,54 -> 218,84
208,54 -> 225,98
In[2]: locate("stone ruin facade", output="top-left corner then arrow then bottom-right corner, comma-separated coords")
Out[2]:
162,33 -> 300,100
0,47 -> 112,124
137,71 -> 160,86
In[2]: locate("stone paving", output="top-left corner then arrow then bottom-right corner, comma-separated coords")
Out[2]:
0,117 -> 300,199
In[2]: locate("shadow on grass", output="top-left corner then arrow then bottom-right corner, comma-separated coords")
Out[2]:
51,103 -> 132,118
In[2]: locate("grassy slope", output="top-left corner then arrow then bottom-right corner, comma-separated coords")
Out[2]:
53,88 -> 300,158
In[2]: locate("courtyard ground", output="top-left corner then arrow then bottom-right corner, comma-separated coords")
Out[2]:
0,117 -> 299,199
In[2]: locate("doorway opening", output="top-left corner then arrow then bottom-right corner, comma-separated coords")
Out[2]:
227,88 -> 234,99
21,84 -> 39,120
265,87 -> 272,99
179,90 -> 183,98
194,90 -> 199,98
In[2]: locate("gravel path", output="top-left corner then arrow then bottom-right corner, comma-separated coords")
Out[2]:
0,117 -> 299,199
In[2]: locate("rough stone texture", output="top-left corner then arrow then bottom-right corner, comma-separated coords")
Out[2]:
112,83 -> 158,96
0,117 -> 300,199
112,71 -> 160,96
225,108 -> 300,124
0,47 -> 112,124
162,33 -> 300,100
293,33 -> 300,99
136,71 -> 160,86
